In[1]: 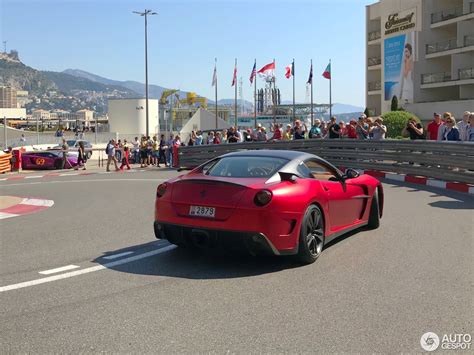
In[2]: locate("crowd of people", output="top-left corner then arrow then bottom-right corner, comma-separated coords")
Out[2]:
101,111 -> 473,172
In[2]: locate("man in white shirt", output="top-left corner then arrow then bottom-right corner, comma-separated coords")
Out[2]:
106,139 -> 119,172
457,111 -> 471,141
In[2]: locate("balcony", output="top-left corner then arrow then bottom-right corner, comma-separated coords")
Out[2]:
368,81 -> 381,93
430,4 -> 474,27
425,35 -> 474,58
421,72 -> 451,85
368,30 -> 381,43
431,7 -> 463,24
368,57 -> 381,68
459,67 -> 474,80
426,38 -> 457,54
464,34 -> 474,46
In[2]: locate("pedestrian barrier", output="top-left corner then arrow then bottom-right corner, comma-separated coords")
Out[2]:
0,152 -> 12,174
176,140 -> 474,184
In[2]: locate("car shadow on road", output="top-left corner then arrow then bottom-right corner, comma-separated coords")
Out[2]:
93,241 -> 302,280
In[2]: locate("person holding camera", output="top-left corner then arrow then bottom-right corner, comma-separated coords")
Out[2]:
402,117 -> 424,140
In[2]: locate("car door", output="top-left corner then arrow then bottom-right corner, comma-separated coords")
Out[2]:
303,159 -> 366,230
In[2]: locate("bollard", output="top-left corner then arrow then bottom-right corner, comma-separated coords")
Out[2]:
12,149 -> 22,172
172,145 -> 179,168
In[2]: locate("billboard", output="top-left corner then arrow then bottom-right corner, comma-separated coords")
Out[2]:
384,31 -> 415,104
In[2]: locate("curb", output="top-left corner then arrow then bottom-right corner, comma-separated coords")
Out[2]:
0,168 -> 142,181
0,197 -> 54,220
348,168 -> 474,195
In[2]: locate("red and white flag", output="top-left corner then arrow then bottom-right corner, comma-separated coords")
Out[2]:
285,62 -> 294,79
257,61 -> 275,81
231,62 -> 237,86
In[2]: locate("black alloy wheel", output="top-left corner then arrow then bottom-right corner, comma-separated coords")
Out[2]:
297,205 -> 324,264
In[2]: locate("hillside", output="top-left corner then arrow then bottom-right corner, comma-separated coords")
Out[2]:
63,68 -> 170,99
42,71 -> 136,96
0,53 -> 56,94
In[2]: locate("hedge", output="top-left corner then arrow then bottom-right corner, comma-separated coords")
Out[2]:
381,111 -> 420,138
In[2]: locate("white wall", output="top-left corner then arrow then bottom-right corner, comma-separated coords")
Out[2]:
406,98 -> 474,121
0,108 -> 27,119
108,99 -> 159,136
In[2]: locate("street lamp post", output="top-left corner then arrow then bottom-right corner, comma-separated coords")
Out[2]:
133,9 -> 157,137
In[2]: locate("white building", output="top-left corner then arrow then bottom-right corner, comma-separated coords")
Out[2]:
366,0 -> 474,120
108,98 -> 159,135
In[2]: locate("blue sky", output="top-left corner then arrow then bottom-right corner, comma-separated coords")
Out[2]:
1,0 -> 374,107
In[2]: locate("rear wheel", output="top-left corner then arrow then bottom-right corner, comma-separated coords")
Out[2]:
367,192 -> 380,229
297,205 -> 324,264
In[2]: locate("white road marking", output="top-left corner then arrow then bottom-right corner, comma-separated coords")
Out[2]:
19,198 -> 55,207
102,251 -> 134,260
25,176 -> 42,179
39,264 -> 80,275
385,173 -> 406,182
0,212 -> 19,219
0,178 -> 7,181
427,179 -> 446,189
59,173 -> 79,176
0,244 -> 176,293
0,178 -> 165,187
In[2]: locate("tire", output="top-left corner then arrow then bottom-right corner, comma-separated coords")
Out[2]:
297,205 -> 325,264
367,192 -> 380,229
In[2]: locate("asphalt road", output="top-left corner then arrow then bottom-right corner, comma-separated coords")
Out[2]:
0,169 -> 473,353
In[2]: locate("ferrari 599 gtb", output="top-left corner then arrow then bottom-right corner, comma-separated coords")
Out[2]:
154,150 -> 383,264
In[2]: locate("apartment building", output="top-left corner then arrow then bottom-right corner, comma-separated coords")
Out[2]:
366,0 -> 474,120
0,86 -> 17,108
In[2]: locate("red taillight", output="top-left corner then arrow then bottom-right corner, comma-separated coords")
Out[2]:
156,183 -> 168,198
254,190 -> 272,206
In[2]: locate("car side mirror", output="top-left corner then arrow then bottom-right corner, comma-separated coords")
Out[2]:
344,168 -> 360,180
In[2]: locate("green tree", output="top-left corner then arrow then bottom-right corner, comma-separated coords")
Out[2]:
381,111 -> 420,138
391,96 -> 399,111
364,107 -> 370,117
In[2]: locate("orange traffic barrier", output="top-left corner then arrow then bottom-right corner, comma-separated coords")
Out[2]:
0,152 -> 12,174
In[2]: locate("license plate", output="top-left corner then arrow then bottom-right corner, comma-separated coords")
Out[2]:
189,205 -> 216,218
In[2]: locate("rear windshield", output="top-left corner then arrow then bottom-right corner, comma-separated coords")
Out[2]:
206,156 -> 288,178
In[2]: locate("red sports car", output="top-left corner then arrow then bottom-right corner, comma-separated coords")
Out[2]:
154,150 -> 383,263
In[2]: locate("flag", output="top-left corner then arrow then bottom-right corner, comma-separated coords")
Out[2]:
212,64 -> 217,86
285,62 -> 294,79
322,62 -> 331,79
231,63 -> 237,86
257,61 -> 276,81
249,61 -> 256,84
307,62 -> 313,84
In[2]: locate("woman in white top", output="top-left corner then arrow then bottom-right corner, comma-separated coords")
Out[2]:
400,43 -> 414,103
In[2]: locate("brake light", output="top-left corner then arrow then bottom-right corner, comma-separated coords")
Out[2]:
156,183 -> 168,198
254,190 -> 272,206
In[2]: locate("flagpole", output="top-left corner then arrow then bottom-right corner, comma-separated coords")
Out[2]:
329,59 -> 332,119
254,59 -> 257,129
292,58 -> 295,125
215,58 -> 218,129
234,58 -> 238,127
310,59 -> 314,126
273,58 -> 276,126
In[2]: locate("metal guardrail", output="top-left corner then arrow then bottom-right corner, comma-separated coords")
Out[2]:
368,30 -> 381,42
421,71 -> 451,84
426,38 -> 458,54
459,67 -> 474,80
368,81 -> 382,91
176,140 -> 474,184
431,7 -> 463,24
368,57 -> 381,66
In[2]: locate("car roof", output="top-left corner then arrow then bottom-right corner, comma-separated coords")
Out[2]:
221,149 -> 315,161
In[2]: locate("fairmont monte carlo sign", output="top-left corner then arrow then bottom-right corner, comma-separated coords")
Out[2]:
384,8 -> 417,36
